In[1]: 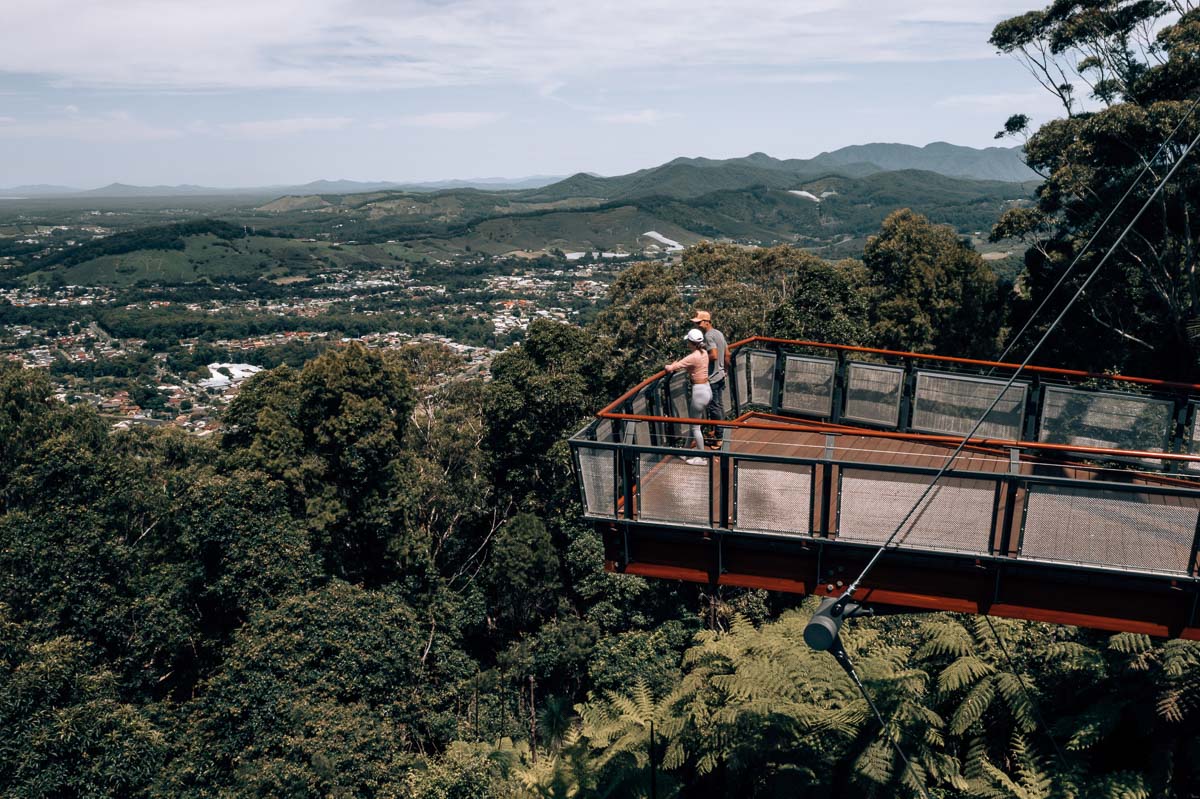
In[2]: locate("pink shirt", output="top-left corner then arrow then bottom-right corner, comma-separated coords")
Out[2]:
666,349 -> 709,383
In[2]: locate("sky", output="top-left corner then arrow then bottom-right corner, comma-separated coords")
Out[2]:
0,0 -> 1069,188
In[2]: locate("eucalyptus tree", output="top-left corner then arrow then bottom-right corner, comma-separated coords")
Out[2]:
990,1 -> 1200,377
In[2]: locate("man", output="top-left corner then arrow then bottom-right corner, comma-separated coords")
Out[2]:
691,310 -> 730,444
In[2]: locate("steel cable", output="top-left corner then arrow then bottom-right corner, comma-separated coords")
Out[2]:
835,121 -> 1200,610
991,93 -> 1200,369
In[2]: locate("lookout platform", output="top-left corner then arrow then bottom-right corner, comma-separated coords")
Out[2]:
570,337 -> 1200,639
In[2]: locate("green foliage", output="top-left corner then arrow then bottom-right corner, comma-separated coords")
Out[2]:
223,343 -> 419,582
402,741 -> 525,799
864,208 -> 1004,356
593,259 -> 688,381
765,253 -> 872,345
991,2 -> 1200,378
486,513 -> 561,630
161,581 -> 474,798
0,611 -> 166,799
485,320 -> 612,506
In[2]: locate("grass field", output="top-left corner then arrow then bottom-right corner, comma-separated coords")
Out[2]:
33,234 -> 414,287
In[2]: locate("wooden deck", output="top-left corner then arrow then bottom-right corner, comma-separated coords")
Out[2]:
630,412 -> 1200,576
637,416 -> 1021,534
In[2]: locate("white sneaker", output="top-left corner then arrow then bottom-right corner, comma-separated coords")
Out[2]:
683,456 -> 707,466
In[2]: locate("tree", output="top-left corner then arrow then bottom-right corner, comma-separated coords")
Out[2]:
0,361 -> 53,500
990,3 -> 1200,378
765,254 -> 872,345
863,209 -> 1004,356
484,320 -> 611,507
401,741 -> 524,799
222,344 -> 420,583
593,260 -> 687,382
0,611 -> 166,799
486,513 -> 560,631
159,581 -> 476,798
687,243 -> 829,344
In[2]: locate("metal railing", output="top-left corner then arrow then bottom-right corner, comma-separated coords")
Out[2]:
570,337 -> 1200,582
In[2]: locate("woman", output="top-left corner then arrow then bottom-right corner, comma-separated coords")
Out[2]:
664,328 -> 711,465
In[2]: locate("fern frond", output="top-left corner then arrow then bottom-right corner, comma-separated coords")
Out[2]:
1156,686 -> 1187,723
916,618 -> 975,659
938,655 -> 996,694
1159,640 -> 1200,677
994,672 -> 1037,733
854,738 -> 895,785
1045,642 -> 1107,675
1062,703 -> 1120,751
949,677 -> 995,735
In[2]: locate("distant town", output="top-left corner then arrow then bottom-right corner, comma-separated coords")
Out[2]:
0,216 -> 648,433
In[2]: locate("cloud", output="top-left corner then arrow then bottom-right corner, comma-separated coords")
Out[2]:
0,0 -> 1045,92
219,116 -> 354,138
937,92 -> 1058,110
935,90 -> 1089,122
741,72 -> 851,85
0,110 -> 180,141
598,109 -> 679,125
394,111 -> 504,129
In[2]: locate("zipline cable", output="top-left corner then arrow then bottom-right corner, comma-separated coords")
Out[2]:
991,94 -> 1200,370
829,639 -> 933,799
832,121 -> 1200,614
982,615 -> 1068,770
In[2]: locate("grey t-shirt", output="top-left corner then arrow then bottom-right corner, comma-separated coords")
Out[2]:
704,328 -> 728,383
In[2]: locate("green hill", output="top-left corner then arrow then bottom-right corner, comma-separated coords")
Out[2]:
417,205 -> 703,256
245,169 -> 1033,258
807,141 -> 1038,182
8,160 -> 1036,286
19,220 -> 411,287
515,160 -> 876,203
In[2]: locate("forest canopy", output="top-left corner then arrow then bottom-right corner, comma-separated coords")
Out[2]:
5,2 -> 1200,797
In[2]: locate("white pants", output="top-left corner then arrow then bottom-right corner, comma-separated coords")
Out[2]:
689,382 -> 712,450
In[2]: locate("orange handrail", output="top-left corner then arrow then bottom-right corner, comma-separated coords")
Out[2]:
597,410 -> 1200,464
593,335 -> 1200,467
740,336 -> 1200,391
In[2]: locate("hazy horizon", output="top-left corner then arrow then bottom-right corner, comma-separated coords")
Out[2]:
0,140 -> 1029,192
2,1 -> 1062,187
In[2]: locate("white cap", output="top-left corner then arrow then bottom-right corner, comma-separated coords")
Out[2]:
685,328 -> 704,344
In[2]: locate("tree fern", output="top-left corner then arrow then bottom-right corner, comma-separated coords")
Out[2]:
939,655 -> 997,694
950,678 -> 997,735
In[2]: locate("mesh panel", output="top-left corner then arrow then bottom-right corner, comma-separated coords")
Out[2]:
630,388 -> 652,447
780,356 -> 836,416
1190,402 -> 1200,472
668,371 -> 690,417
638,452 -> 711,526
734,352 -> 749,414
912,371 -> 1026,440
667,371 -> 691,446
1039,386 -> 1171,454
1021,484 -> 1198,575
733,460 -> 812,536
844,362 -> 903,427
838,469 -> 995,555
748,350 -> 776,408
578,447 -> 616,517
594,418 -> 614,443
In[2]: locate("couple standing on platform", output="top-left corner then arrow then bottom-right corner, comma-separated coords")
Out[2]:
663,310 -> 730,464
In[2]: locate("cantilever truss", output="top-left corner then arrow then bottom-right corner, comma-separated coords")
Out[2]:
570,337 -> 1200,639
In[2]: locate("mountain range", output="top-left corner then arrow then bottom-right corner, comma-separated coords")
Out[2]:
0,142 -> 1037,199
0,176 -> 567,199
